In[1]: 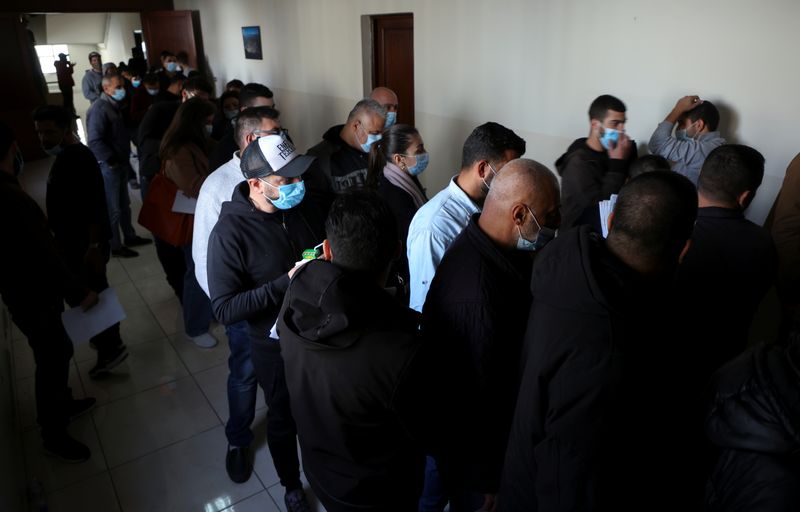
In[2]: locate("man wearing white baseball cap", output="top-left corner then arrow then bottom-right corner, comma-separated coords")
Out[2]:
207,134 -> 325,511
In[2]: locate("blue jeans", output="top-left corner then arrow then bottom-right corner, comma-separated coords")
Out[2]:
100,162 -> 137,250
225,320 -> 257,447
182,245 -> 213,337
419,456 -> 448,512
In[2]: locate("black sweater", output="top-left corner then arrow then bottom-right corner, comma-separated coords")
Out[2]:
207,182 -> 324,344
279,259 -> 435,512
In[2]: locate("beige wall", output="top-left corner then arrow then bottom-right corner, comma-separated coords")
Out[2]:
176,0 -> 800,224
45,13 -> 107,44
101,13 -> 141,68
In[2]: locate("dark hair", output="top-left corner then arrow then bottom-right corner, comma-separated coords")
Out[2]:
366,124 -> 419,189
159,98 -> 216,159
239,83 -> 274,109
32,105 -> 72,131
0,121 -> 14,161
234,106 -> 281,147
183,76 -> 213,95
226,79 -> 244,90
611,171 -> 697,268
160,50 -> 175,59
219,90 -> 239,108
589,94 -> 627,121
325,191 -> 398,277
460,122 -> 526,169
698,144 -> 764,205
176,51 -> 189,63
629,154 -> 671,179
187,70 -> 201,79
142,73 -> 159,85
687,101 -> 720,132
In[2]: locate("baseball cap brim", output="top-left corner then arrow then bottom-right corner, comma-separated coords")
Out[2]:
273,154 -> 316,178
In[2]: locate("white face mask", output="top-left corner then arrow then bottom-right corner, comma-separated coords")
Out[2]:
205,125 -> 213,136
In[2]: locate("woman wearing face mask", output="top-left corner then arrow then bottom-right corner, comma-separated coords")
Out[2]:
159,97 -> 218,348
211,90 -> 240,141
366,124 -> 429,296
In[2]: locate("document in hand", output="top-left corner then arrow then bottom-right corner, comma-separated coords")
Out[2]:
172,191 -> 197,214
61,288 -> 126,345
598,194 -> 618,238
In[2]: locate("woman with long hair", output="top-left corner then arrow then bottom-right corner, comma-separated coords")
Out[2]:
160,97 -> 218,348
367,123 -> 429,292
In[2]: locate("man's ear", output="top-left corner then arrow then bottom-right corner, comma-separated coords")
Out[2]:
511,203 -> 527,226
737,189 -> 753,210
476,160 -> 490,179
695,118 -> 706,133
322,239 -> 333,261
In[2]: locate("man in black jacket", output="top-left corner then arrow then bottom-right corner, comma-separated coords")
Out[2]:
424,159 -> 560,511
556,94 -> 636,231
499,172 -> 698,511
208,83 -> 275,171
0,122 -> 98,462
279,192 -> 439,512
307,98 -> 386,193
34,105 -> 128,378
207,134 -> 324,511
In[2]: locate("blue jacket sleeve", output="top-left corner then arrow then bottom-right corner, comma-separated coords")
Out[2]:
86,103 -> 117,163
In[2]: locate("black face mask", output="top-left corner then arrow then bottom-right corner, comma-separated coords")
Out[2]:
13,148 -> 24,177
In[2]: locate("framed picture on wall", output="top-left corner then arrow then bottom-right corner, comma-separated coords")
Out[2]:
242,26 -> 263,60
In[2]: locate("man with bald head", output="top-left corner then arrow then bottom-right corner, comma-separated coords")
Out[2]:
500,171 -> 698,511
307,98 -> 386,192
423,159 -> 560,511
370,86 -> 399,128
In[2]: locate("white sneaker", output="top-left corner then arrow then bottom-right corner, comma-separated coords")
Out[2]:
190,332 -> 218,348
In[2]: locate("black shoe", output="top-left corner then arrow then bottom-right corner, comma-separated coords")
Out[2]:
111,246 -> 139,258
225,445 -> 253,483
124,236 -> 152,247
284,488 -> 311,512
43,435 -> 91,463
68,397 -> 96,421
89,345 -> 129,379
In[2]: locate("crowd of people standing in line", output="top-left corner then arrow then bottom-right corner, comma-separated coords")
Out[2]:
0,45 -> 798,512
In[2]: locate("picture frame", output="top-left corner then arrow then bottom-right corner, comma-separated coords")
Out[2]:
242,26 -> 263,60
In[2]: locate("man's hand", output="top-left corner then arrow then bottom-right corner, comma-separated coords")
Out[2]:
607,132 -> 633,160
80,290 -> 99,312
667,95 -> 702,123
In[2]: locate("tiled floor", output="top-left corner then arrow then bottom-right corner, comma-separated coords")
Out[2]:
11,156 -> 323,511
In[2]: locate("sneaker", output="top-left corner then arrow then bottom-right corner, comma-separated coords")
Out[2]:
225,445 -> 253,483
191,332 -> 218,348
89,345 -> 129,379
43,435 -> 90,463
111,246 -> 139,258
284,489 -> 311,512
67,397 -> 96,421
124,236 -> 152,247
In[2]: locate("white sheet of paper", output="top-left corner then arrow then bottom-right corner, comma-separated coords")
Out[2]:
172,191 -> 197,214
598,194 -> 618,239
61,288 -> 127,345
269,321 -> 279,340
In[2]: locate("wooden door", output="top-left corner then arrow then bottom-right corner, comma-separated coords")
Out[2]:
372,14 -> 414,126
140,10 -> 204,73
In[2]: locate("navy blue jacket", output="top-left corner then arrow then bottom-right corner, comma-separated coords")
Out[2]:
87,93 -> 131,165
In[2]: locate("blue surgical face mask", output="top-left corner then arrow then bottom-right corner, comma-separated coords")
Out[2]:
131,79 -> 141,88
111,88 -> 126,101
165,62 -> 178,73
44,144 -> 64,157
262,179 -> 306,210
224,109 -> 238,120
146,88 -> 159,96
358,124 -> 382,153
599,126 -> 620,151
403,152 -> 429,176
517,207 -> 556,252
384,111 -> 397,128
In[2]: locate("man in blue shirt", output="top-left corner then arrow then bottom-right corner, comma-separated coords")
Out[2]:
406,122 -> 525,512
407,122 -> 526,314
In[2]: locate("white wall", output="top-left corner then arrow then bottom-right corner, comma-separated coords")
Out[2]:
101,13 -> 141,69
176,0 -> 800,224
45,13 -> 107,45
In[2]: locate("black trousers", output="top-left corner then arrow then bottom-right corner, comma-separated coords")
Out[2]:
251,338 -> 302,491
59,85 -> 74,114
11,299 -> 74,442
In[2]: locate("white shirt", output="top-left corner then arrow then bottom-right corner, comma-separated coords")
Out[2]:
406,175 -> 481,312
192,152 -> 243,297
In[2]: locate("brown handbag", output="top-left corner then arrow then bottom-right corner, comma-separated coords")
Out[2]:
137,165 -> 193,247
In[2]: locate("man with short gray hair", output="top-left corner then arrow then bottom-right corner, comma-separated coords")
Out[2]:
307,98 -> 386,193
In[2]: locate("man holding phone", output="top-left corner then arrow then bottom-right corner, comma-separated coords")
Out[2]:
207,134 -> 325,511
